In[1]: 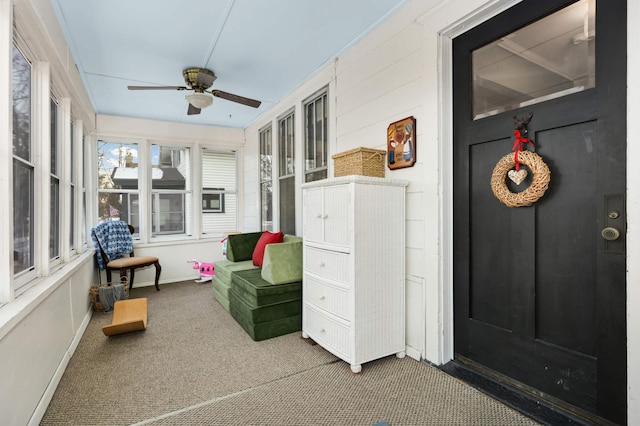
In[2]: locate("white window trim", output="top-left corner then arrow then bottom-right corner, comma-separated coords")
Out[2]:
0,0 -> 13,303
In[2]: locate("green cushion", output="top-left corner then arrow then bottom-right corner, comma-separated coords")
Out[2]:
231,269 -> 302,306
226,232 -> 262,262
229,299 -> 302,341
212,260 -> 256,312
214,259 -> 257,285
211,280 -> 230,312
261,238 -> 303,285
229,288 -> 301,324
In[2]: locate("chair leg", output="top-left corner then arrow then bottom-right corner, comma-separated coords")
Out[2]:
120,268 -> 129,290
106,269 -> 112,282
129,268 -> 135,290
154,261 -> 161,291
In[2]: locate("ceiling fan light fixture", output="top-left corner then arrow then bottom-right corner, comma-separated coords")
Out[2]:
185,92 -> 213,109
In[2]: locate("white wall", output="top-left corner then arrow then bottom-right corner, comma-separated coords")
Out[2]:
0,254 -> 95,425
243,0 -> 640,421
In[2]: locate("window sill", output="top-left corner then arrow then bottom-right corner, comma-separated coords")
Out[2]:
0,250 -> 94,341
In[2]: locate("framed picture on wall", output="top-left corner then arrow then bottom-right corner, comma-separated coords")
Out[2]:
387,116 -> 416,170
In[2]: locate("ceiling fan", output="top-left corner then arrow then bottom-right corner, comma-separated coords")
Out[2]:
127,68 -> 261,115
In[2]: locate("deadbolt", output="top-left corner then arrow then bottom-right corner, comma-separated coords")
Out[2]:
601,227 -> 620,241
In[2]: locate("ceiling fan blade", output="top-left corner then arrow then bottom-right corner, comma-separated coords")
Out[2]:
211,90 -> 261,108
187,104 -> 201,115
128,85 -> 187,91
195,71 -> 216,88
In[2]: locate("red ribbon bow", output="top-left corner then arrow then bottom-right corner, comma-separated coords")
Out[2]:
511,129 -> 534,170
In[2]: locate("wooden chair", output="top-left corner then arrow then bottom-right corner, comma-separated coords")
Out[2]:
93,224 -> 161,291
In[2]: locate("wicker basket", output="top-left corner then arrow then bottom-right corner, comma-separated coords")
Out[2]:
332,147 -> 386,178
89,277 -> 129,312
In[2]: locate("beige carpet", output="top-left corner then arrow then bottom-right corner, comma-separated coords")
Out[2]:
41,280 -> 539,425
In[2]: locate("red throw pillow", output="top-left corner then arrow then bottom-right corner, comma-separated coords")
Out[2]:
252,231 -> 284,267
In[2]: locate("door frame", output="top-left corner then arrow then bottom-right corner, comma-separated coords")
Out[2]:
435,0 -> 525,366
434,0 -> 637,420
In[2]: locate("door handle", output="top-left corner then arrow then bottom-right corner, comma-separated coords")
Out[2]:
603,194 -> 625,253
601,227 -> 620,241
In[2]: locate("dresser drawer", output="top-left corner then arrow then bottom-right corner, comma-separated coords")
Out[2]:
304,275 -> 350,320
303,304 -> 350,359
304,246 -> 351,284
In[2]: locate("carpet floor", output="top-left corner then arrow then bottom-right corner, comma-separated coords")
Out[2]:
41,280 -> 539,425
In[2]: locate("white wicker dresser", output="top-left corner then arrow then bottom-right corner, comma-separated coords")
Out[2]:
301,175 -> 408,373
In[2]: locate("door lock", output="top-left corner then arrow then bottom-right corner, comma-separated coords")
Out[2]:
601,227 -> 620,241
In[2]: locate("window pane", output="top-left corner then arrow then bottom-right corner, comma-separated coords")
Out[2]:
279,113 -> 295,177
151,144 -> 190,237
50,99 -> 58,175
279,176 -> 295,235
70,187 -> 75,250
50,177 -> 60,259
12,45 -> 31,161
152,193 -> 184,234
98,192 -> 134,224
472,0 -> 595,119
259,127 -> 273,231
13,45 -> 33,276
151,145 -> 188,190
304,92 -> 328,183
13,160 -> 34,274
260,182 -> 273,231
81,192 -> 87,245
98,141 -> 139,190
202,149 -> 237,235
50,99 -> 60,260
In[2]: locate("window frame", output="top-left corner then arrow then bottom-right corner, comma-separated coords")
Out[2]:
303,88 -> 328,183
12,42 -> 37,293
201,148 -> 238,238
259,124 -> 273,231
150,144 -> 191,238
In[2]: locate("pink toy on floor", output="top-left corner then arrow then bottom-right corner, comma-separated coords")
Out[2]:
187,259 -> 215,283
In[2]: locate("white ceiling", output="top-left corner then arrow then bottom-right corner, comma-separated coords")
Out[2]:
50,0 -> 408,129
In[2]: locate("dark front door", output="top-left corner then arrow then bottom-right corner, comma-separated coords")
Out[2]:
453,0 -> 626,423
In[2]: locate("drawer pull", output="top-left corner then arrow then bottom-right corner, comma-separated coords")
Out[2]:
319,295 -> 326,300
319,261 -> 325,267
320,328 -> 326,333
323,214 -> 329,219
316,213 -> 322,218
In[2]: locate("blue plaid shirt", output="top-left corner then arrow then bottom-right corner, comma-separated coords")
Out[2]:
91,221 -> 133,270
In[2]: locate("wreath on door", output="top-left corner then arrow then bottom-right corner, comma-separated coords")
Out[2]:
490,114 -> 551,208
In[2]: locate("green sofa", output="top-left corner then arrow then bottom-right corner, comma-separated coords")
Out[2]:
212,232 -> 303,341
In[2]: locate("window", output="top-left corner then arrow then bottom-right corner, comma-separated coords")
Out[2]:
69,119 -> 76,252
304,90 -> 328,182
12,45 -> 34,283
278,111 -> 295,235
202,191 -> 225,213
97,140 -> 139,228
472,0 -> 595,119
6,31 -> 89,301
50,97 -> 60,261
259,125 -> 273,231
151,145 -> 191,236
202,149 -> 237,236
